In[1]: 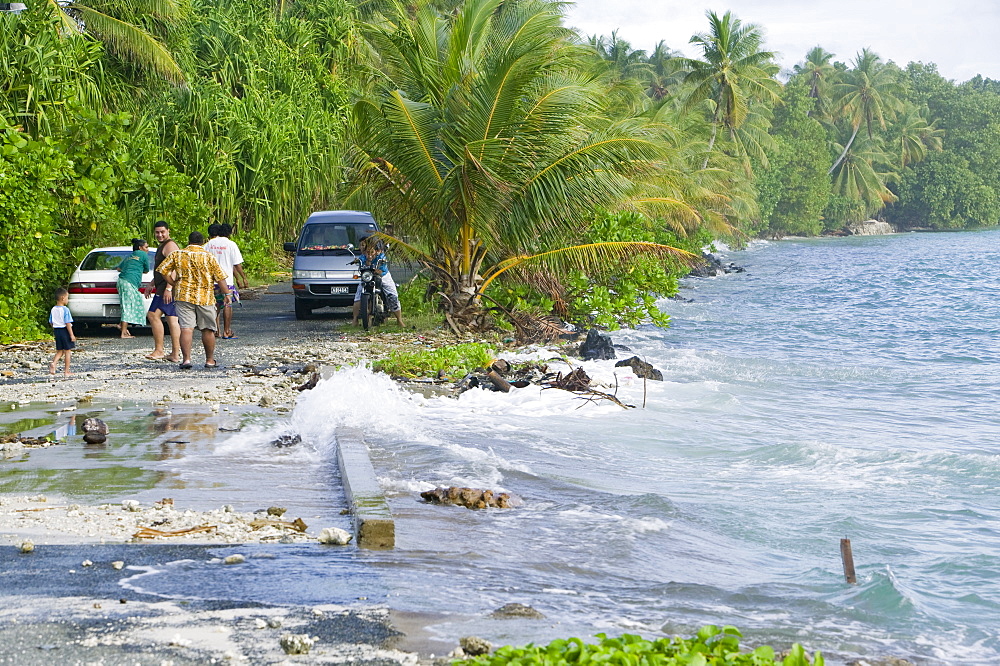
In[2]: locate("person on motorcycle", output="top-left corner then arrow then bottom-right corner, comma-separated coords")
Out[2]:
351,236 -> 404,327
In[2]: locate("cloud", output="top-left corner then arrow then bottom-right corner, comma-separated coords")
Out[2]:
565,0 -> 1000,82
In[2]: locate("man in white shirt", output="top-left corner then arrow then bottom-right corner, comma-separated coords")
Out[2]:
205,223 -> 249,339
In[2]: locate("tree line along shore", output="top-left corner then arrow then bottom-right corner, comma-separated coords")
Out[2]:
3,0 -> 998,345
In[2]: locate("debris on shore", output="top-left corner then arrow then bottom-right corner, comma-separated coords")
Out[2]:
0,496 -> 347,545
419,486 -> 521,510
1,434 -> 57,457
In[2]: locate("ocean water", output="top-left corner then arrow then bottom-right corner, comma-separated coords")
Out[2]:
6,229 -> 999,663
333,228 -> 999,664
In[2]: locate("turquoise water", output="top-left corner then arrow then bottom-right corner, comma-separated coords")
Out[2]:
333,229 -> 1000,663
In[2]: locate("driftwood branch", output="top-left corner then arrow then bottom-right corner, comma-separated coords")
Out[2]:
541,366 -> 634,409
133,524 -> 217,539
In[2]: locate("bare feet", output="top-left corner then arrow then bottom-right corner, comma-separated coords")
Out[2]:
146,352 -> 166,360
48,364 -> 56,375
121,333 -> 134,339
63,371 -> 73,376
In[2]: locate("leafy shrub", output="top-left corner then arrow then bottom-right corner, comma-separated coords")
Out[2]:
234,231 -> 289,281
455,626 -> 823,666
490,211 -> 709,331
397,273 -> 436,317
373,343 -> 495,379
0,131 -> 72,342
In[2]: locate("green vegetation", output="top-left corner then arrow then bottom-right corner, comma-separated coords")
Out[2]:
372,343 -> 495,379
345,0 -> 696,329
4,0 -> 1000,341
455,626 -> 823,666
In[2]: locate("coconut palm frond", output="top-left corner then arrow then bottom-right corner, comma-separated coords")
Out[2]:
69,5 -> 186,83
480,241 -> 698,294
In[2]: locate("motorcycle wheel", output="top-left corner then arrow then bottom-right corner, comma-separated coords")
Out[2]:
360,292 -> 371,331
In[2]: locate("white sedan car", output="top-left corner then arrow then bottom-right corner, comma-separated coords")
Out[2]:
67,246 -> 156,327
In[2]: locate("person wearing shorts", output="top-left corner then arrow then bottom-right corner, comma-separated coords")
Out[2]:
157,231 -> 231,369
205,223 -> 249,339
146,221 -> 181,361
49,287 -> 76,377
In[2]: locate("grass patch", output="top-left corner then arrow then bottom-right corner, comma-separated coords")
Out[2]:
373,342 -> 495,379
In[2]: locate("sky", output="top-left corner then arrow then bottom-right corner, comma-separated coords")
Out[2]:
564,0 -> 1000,83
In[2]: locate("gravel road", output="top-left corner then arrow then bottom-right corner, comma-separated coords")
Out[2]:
0,285 -> 450,664
0,284 -> 455,407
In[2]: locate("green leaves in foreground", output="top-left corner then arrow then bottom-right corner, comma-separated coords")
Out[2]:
455,626 -> 823,666
372,343 -> 496,380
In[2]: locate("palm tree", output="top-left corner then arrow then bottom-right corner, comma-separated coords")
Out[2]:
896,102 -> 944,168
828,48 -> 903,174
587,30 -> 654,85
348,0 -> 697,328
645,40 -> 686,101
681,10 -> 781,168
829,131 -> 897,214
793,46 -> 837,117
40,0 -> 186,84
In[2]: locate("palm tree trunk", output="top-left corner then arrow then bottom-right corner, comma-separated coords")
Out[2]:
829,125 -> 860,175
701,99 -> 723,170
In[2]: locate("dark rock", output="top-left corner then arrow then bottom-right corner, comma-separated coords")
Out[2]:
614,356 -> 663,381
579,328 -> 615,361
456,373 -> 480,394
490,359 -> 510,374
489,603 -> 546,620
688,252 -> 745,277
82,418 -> 109,435
295,372 -> 320,392
420,486 -> 521,509
82,418 -> 108,444
459,637 -> 491,657
271,434 -> 301,448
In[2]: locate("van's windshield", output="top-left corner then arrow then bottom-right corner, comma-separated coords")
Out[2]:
297,223 -> 377,255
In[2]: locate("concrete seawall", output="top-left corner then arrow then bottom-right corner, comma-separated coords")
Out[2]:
335,426 -> 395,549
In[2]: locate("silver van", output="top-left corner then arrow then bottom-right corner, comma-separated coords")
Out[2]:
284,210 -> 379,319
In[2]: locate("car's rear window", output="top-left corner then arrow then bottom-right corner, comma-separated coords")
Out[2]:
80,250 -> 156,271
298,223 -> 378,254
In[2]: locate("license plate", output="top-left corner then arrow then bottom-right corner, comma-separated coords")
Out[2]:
330,286 -> 349,294
104,304 -> 120,317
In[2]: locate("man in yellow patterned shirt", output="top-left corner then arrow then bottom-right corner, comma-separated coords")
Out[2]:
158,231 -> 231,369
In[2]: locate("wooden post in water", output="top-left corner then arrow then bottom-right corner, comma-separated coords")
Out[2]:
840,538 -> 857,584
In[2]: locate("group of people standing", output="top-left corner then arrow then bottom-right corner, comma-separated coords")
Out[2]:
88,221 -> 247,371
141,221 -> 249,369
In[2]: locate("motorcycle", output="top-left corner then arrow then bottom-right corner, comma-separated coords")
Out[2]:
349,247 -> 387,331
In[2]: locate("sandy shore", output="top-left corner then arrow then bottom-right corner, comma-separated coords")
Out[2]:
0,495 -> 339,546
0,331 -> 468,410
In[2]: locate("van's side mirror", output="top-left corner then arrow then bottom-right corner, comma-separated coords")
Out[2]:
283,242 -> 297,252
